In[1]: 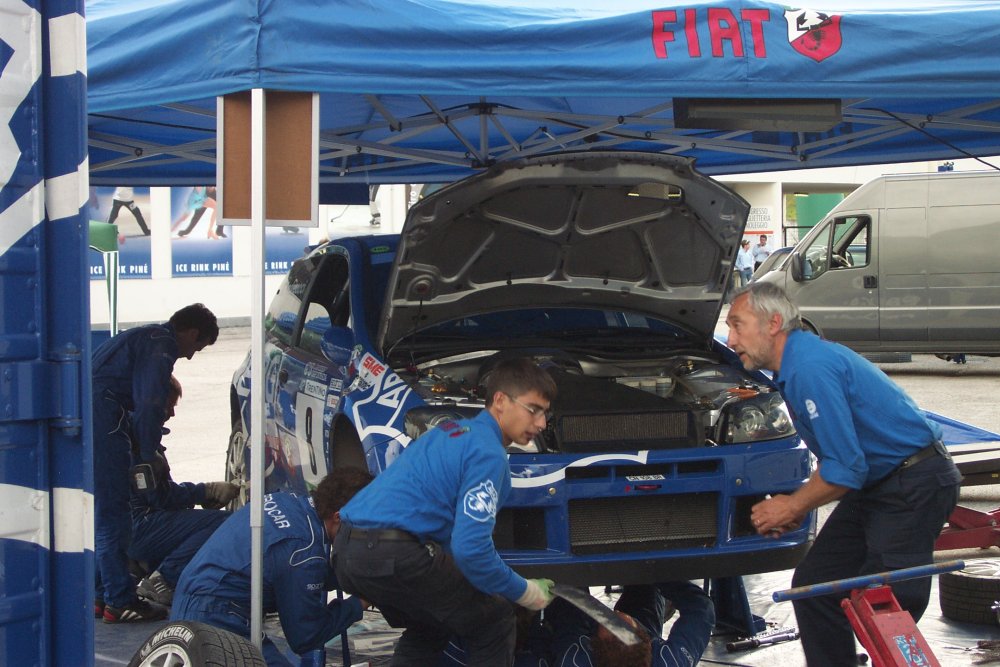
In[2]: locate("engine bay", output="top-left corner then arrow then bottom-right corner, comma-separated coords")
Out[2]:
398,347 -> 790,452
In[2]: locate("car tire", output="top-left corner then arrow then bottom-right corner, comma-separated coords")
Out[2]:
128,621 -> 265,667
939,559 -> 1000,626
225,417 -> 249,510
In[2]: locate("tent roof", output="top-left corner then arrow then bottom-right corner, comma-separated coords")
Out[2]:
86,0 -> 1000,185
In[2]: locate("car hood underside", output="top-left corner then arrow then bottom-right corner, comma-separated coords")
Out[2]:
379,151 -> 750,349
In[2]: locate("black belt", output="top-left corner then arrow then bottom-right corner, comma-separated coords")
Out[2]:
898,441 -> 949,469
346,526 -> 418,542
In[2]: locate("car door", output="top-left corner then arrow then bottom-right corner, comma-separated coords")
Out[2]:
276,251 -> 351,492
791,214 -> 879,343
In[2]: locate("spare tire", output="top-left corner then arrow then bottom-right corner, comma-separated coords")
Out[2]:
128,621 -> 265,667
939,559 -> 1000,626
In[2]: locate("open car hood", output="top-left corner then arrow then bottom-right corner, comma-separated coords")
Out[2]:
378,151 -> 750,351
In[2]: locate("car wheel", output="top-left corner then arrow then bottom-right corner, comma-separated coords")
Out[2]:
128,621 -> 265,667
226,417 -> 249,510
939,559 -> 1000,625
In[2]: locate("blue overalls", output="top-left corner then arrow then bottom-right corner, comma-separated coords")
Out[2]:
93,323 -> 177,608
171,492 -> 362,666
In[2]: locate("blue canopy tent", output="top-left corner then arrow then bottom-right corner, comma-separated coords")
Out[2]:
86,0 -> 1000,186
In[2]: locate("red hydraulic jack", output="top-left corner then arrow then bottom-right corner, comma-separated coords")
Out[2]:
935,505 -> 1000,551
774,560 -> 965,667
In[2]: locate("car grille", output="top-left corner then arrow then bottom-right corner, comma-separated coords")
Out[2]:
554,411 -> 695,452
569,493 -> 717,555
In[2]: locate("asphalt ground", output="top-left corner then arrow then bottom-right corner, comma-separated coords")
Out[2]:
97,320 -> 1000,666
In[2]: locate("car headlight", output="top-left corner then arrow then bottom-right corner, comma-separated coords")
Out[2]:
404,405 -> 481,440
720,392 -> 795,444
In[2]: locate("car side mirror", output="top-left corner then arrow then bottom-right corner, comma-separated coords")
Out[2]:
321,326 -> 354,366
790,253 -> 804,282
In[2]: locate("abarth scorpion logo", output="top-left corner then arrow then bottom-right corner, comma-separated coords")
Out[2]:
785,8 -> 843,62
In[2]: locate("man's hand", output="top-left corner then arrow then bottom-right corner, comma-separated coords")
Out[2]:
751,494 -> 803,538
202,481 -> 240,509
517,578 -> 555,610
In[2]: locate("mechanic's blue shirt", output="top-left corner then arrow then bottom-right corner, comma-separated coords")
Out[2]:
93,322 -> 178,462
775,329 -> 942,489
340,410 -> 527,602
173,491 -> 362,654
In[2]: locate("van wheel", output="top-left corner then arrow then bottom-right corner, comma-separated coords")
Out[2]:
939,559 -> 1000,626
225,417 -> 249,510
128,621 -> 265,667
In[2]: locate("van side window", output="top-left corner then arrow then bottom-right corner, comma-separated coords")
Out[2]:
801,215 -> 871,280
831,216 -> 870,270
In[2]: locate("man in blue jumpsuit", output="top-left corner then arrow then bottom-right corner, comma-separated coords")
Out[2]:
93,303 -> 218,622
726,283 -> 961,666
171,467 -> 373,666
127,376 -> 239,608
555,581 -> 715,667
335,357 -> 559,666
439,581 -> 714,667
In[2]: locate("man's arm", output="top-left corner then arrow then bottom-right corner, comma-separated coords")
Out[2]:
751,468 -> 848,536
653,581 -> 715,667
449,451 -> 527,602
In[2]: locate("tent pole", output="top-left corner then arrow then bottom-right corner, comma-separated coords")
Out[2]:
249,87 -> 267,652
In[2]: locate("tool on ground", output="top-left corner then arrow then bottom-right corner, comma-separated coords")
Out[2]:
550,584 -> 644,646
773,560 -> 965,667
726,625 -> 799,652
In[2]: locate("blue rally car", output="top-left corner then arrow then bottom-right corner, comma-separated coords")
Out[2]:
228,151 -> 814,584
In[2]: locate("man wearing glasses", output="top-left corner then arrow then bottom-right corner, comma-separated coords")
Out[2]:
335,357 -> 558,667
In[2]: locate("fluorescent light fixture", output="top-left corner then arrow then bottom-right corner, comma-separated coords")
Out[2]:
674,98 -> 842,132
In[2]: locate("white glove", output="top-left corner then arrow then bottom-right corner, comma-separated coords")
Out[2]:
202,481 -> 240,509
516,578 -> 555,611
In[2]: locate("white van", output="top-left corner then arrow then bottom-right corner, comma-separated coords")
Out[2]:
756,171 -> 1000,355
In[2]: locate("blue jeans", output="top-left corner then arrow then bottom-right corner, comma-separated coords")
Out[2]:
130,508 -> 230,585
791,452 -> 961,666
94,393 -> 136,607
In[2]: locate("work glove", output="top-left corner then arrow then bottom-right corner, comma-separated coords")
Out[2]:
202,481 -> 240,509
516,578 -> 555,611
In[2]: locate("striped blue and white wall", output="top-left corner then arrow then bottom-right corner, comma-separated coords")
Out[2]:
1,0 -> 91,664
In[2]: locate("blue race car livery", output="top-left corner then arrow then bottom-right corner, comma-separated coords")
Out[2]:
229,152 -> 813,584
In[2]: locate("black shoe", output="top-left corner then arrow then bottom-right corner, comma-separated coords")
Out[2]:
102,599 -> 167,624
137,571 -> 174,607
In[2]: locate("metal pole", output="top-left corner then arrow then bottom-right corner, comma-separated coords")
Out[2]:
773,560 -> 965,603
250,87 -> 267,649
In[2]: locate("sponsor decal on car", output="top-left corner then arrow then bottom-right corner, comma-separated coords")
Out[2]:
303,379 -> 326,399
304,362 -> 328,381
625,474 -> 666,482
